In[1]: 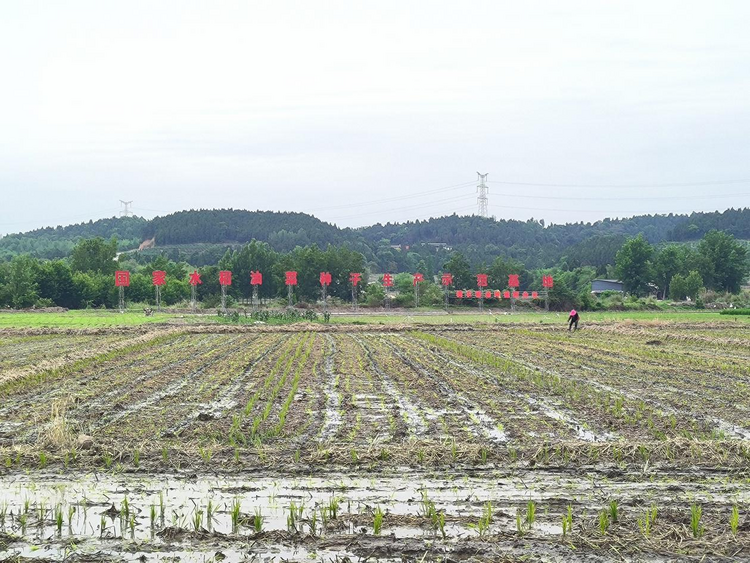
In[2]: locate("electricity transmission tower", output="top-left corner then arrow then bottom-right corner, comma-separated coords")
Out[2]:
476,172 -> 489,217
119,200 -> 133,217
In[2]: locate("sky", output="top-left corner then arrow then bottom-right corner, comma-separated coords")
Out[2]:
1,1 -> 749,235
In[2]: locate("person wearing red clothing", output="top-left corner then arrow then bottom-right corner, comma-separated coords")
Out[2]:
568,309 -> 580,332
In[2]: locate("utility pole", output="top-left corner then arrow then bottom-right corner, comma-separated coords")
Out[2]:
119,200 -> 133,217
476,173 -> 489,217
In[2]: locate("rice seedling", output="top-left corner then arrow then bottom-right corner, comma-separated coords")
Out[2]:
516,510 -> 525,536
103,452 -> 113,469
435,511 -> 446,540
198,446 -> 212,464
350,449 -> 358,463
19,513 -> 27,534
39,451 -> 48,468
67,505 -> 75,527
55,505 -> 63,534
252,507 -> 263,533
309,506 -> 319,536
38,501 -> 46,522
159,491 -> 165,521
230,498 -> 241,532
234,447 -> 240,463
3,457 -> 10,468
690,503 -> 704,539
129,513 -> 136,537
161,446 -> 169,464
480,447 -> 488,464
525,500 -> 535,529
150,504 -> 156,528
637,504 -> 657,538
192,508 -> 203,531
730,505 -> 740,537
373,506 -> 384,535
608,499 -> 619,523
133,448 -> 140,468
287,501 -> 304,533
206,499 -> 216,525
120,496 -> 130,519
598,510 -> 610,535
474,501 -> 492,537
0,502 -> 7,527
99,514 -> 106,538
327,496 -> 340,520
561,504 -> 573,537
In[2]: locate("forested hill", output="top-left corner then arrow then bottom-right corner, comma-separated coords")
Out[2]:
1,207 -> 749,269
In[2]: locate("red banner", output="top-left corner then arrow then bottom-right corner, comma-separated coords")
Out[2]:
152,271 -> 166,286
219,271 -> 232,286
115,271 -> 130,287
285,271 -> 298,286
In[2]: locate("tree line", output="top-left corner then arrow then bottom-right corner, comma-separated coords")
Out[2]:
0,229 -> 746,311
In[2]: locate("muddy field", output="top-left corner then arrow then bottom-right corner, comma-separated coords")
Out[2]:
0,321 -> 749,561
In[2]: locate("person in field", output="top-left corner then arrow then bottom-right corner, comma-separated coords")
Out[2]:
568,309 -> 579,332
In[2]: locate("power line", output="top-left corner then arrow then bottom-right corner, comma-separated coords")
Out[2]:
488,192 -> 750,201
327,193 -> 473,221
488,178 -> 750,188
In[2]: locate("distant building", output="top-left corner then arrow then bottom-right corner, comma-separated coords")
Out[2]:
591,279 -> 624,294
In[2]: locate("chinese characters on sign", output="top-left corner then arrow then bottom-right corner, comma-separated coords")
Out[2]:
114,271 -> 130,287
477,274 -> 488,288
189,271 -> 202,286
219,271 -> 232,286
441,273 -> 453,286
349,272 -> 362,286
152,271 -> 166,286
285,271 -> 298,286
382,273 -> 393,287
319,272 -> 332,286
508,274 -> 519,288
413,273 -> 424,286
250,271 -> 263,286
542,275 -> 554,288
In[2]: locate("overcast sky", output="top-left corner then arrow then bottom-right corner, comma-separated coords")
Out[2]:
1,1 -> 749,235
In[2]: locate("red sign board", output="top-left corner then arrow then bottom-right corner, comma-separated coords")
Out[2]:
219,270 -> 232,286
250,271 -> 263,286
456,290 -> 464,298
152,271 -> 166,286
189,271 -> 202,286
477,274 -> 488,288
466,290 -> 473,298
413,273 -> 424,286
320,272 -> 332,287
285,271 -> 298,286
485,291 -> 491,299
494,290 -> 501,298
512,290 -> 520,299
508,274 -> 519,288
542,275 -> 554,288
115,271 -> 130,287
522,291 -> 529,299
532,291 -> 539,298
382,273 -> 393,287
350,272 -> 362,286
503,290 -> 510,299
441,273 -> 453,286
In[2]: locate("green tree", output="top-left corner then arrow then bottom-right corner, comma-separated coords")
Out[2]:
684,270 -> 704,300
615,234 -> 654,297
70,237 -> 118,274
6,255 -> 39,308
697,230 -> 748,293
652,245 -> 682,299
37,260 -> 78,308
442,252 -> 472,289
669,273 -> 687,300
488,256 -> 526,290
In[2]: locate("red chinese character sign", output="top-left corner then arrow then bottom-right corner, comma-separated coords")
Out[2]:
115,271 -> 130,287
476,273 -> 489,312
115,271 -> 130,312
508,274 -> 520,288
413,273 -> 424,308
541,275 -> 553,311
441,273 -> 453,311
219,271 -> 232,313
350,273 -> 362,311
320,272 -> 332,311
382,273 -> 393,309
189,270 -> 201,312
152,270 -> 166,312
250,271 -> 263,311
285,271 -> 297,308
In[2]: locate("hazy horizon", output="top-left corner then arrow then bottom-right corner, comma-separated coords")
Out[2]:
2,1 -> 749,235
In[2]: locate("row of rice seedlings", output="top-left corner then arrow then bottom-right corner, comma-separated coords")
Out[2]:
250,334 -> 313,439
272,335 -> 317,436
414,331 -> 680,440
516,501 -> 536,536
